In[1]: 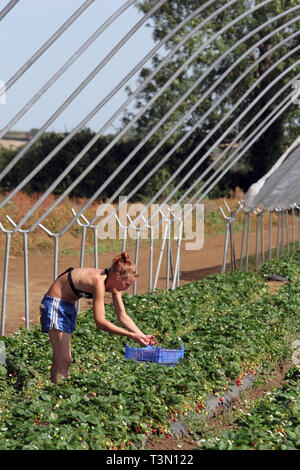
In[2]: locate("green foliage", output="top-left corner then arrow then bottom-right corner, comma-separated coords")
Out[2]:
198,367 -> 300,450
259,250 -> 300,281
0,253 -> 299,449
0,130 -> 160,200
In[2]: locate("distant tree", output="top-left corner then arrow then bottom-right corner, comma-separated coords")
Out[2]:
123,0 -> 300,193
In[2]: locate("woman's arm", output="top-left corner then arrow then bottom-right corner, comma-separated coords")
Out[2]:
92,279 -> 150,345
112,291 -> 148,336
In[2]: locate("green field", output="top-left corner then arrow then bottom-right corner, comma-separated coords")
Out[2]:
0,251 -> 299,450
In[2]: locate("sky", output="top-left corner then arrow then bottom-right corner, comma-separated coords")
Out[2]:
0,0 -> 156,134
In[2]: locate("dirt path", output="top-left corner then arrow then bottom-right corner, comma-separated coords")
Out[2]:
0,225 -> 290,335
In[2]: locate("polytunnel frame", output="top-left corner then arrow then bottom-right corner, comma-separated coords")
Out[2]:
92,35 -> 300,240
0,0 -> 299,335
95,61 -> 300,277
3,0 -> 255,232
124,20 -> 300,229
0,0 -> 168,175
56,0 -> 289,234
17,0 -> 297,239
39,66 -> 300,303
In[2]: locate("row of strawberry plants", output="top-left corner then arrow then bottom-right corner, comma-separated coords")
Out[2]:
259,249 -> 300,281
197,367 -> 300,450
0,251 -> 299,450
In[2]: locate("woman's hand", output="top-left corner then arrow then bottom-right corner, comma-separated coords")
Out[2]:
148,335 -> 158,346
131,333 -> 155,346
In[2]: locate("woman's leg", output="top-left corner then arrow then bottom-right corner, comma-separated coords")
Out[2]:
48,329 -> 72,384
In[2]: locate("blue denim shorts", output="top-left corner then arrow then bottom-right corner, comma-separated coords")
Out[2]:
40,295 -> 77,334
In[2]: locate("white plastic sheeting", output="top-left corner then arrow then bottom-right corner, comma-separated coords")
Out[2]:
243,136 -> 300,212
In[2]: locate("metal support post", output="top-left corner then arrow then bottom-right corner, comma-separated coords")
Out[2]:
286,209 -> 290,255
281,209 -> 285,256
0,229 -> 12,336
220,200 -> 242,273
172,218 -> 183,290
292,205 -> 295,251
245,212 -> 251,272
38,224 -> 60,280
268,210 -> 273,261
5,216 -> 31,329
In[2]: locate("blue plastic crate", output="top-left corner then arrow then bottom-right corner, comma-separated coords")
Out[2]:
156,346 -> 184,364
125,345 -> 184,365
125,344 -> 156,362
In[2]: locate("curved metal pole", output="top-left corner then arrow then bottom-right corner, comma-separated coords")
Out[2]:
4,216 -> 31,329
38,224 -> 60,280
239,212 -> 247,271
1,0 -> 95,96
116,84 -> 294,268
281,207 -> 285,256
286,209 -> 290,255
0,0 -> 218,132
220,201 -> 241,272
0,0 -> 135,143
102,27 -> 299,232
153,220 -> 169,291
276,209 -> 281,258
176,75 -> 299,221
178,85 -> 299,214
0,229 -> 12,336
0,0 -> 20,22
172,218 -> 183,289
126,214 -> 143,296
87,0 -> 288,228
131,86 -> 296,245
222,220 -> 231,274
114,213 -> 128,253
298,206 -> 300,250
71,209 -> 99,269
268,211 -> 273,261
245,212 -> 251,272
261,210 -> 265,265
126,17 -> 300,227
2,0 -> 224,224
292,206 -> 295,251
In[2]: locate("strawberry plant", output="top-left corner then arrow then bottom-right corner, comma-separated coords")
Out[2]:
0,252 -> 299,450
259,250 -> 300,282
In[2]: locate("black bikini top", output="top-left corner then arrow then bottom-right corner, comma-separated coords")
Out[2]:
56,267 -> 109,299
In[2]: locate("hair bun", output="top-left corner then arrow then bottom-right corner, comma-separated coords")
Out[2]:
113,252 -> 129,264
120,252 -> 129,263
110,252 -> 137,279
